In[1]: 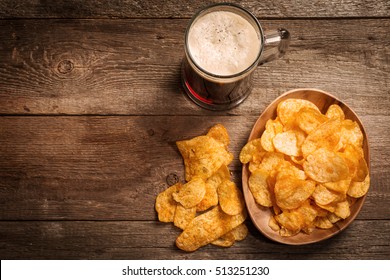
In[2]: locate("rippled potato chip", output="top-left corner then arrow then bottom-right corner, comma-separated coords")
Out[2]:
155,183 -> 181,223
174,204 -> 196,230
207,123 -> 230,149
297,107 -> 328,134
218,180 -> 245,216
177,135 -> 233,181
326,104 -> 345,120
176,206 -> 247,252
301,119 -> 342,158
172,177 -> 206,208
304,148 -> 349,183
274,176 -> 315,210
273,131 -> 300,156
277,99 -> 320,125
231,223 -> 249,241
248,170 -> 273,207
239,138 -> 265,164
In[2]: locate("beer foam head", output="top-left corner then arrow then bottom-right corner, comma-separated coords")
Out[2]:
187,10 -> 261,76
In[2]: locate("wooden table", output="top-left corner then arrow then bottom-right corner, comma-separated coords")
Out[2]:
0,0 -> 389,260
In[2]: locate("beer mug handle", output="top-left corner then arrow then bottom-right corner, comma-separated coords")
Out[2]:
259,28 -> 291,65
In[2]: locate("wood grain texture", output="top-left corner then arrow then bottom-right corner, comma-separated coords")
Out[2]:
0,0 -> 389,19
0,19 -> 389,116
0,116 -> 388,220
0,220 -> 388,259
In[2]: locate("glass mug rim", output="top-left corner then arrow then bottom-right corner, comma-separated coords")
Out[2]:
184,2 -> 265,81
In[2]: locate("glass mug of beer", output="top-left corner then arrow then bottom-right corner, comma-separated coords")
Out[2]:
181,3 -> 291,110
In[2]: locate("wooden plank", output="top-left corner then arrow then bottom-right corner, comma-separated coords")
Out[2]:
0,220 -> 388,259
0,116 -> 388,220
0,19 -> 389,116
0,0 -> 389,19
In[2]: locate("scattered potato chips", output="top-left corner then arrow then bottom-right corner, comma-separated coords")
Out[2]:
240,98 -> 369,237
155,124 -> 247,251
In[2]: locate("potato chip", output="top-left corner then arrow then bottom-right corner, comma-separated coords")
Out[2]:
248,170 -> 273,207
249,151 -> 284,175
273,131 -> 300,156
277,99 -> 320,125
268,215 -> 281,231
176,135 -> 233,181
155,183 -> 181,222
323,179 -> 351,194
231,223 -> 249,241
338,119 -> 364,149
296,107 -> 328,134
312,184 -> 339,205
326,104 -> 345,120
172,177 -> 206,208
196,181 -> 219,212
314,216 -> 333,229
211,231 -> 235,247
275,210 -> 304,232
174,204 -> 196,230
347,174 -> 370,198
334,200 -> 351,219
218,180 -> 245,216
176,206 -> 247,252
239,138 -> 265,164
274,176 -> 315,210
303,148 -> 349,183
207,123 -> 230,149
261,119 -> 284,152
327,212 -> 341,224
301,119 -> 342,158
276,160 -> 307,180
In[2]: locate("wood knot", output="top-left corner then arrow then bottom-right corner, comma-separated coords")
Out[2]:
57,60 -> 74,74
166,173 -> 179,186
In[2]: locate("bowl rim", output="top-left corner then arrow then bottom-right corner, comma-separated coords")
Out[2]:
242,88 -> 370,245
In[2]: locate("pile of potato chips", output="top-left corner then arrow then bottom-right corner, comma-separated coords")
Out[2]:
240,98 -> 370,237
155,124 -> 248,251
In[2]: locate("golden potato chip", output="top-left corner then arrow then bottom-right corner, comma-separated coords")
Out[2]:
276,160 -> 307,181
277,99 -> 320,125
303,148 -> 349,183
250,151 -> 284,175
338,119 -> 364,149
314,216 -> 333,229
323,179 -> 351,194
261,119 -> 284,152
155,183 -> 181,222
312,184 -> 339,205
275,210 -> 304,232
211,231 -> 235,247
172,177 -> 206,208
347,174 -> 370,198
274,176 -> 315,210
273,131 -> 300,156
248,170 -> 273,207
239,138 -> 265,164
176,135 -> 233,181
296,107 -> 328,134
327,212 -> 341,223
301,119 -> 342,158
176,206 -> 247,252
231,223 -> 249,241
268,215 -> 281,231
174,204 -> 196,230
218,180 -> 245,216
334,200 -> 351,219
326,104 -> 345,120
207,124 -> 230,149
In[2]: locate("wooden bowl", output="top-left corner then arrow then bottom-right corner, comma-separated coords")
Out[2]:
242,88 -> 370,245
